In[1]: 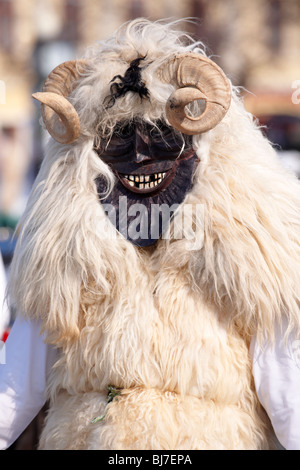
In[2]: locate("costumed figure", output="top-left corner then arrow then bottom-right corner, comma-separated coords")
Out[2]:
5,19 -> 300,450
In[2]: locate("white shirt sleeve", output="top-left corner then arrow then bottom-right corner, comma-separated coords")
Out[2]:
0,316 -> 57,450
250,321 -> 300,450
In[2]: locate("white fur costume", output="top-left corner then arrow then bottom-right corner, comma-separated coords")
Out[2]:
8,19 -> 300,450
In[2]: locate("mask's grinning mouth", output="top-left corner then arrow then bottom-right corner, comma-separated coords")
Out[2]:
122,172 -> 167,189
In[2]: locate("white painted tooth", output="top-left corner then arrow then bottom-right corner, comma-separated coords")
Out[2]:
128,181 -> 134,187
124,174 -> 128,178
150,182 -> 154,188
140,183 -> 144,189
129,175 -> 134,181
145,175 -> 150,182
162,172 -> 166,178
158,178 -> 162,184
140,175 -> 144,182
135,176 -> 139,182
158,173 -> 162,178
145,182 -> 149,188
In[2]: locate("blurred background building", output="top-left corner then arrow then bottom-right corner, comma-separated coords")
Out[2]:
0,0 -> 300,270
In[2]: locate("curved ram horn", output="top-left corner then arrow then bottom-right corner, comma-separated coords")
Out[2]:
32,60 -> 86,144
159,53 -> 231,135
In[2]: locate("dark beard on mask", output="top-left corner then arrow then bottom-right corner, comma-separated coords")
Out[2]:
95,153 -> 199,247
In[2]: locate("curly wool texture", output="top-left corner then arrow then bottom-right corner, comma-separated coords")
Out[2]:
8,19 -> 300,449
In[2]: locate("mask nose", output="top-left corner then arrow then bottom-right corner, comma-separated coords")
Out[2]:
133,130 -> 152,163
